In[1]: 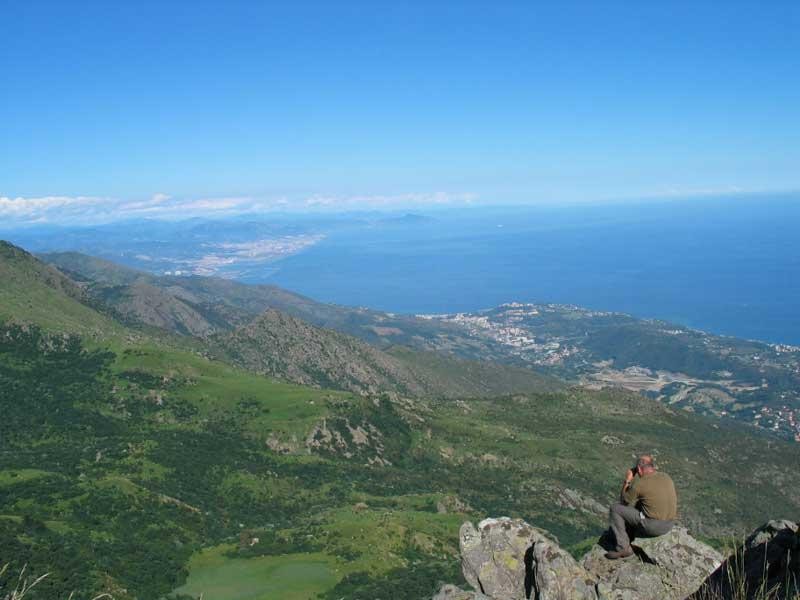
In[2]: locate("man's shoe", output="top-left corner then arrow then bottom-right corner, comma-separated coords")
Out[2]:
604,547 -> 633,560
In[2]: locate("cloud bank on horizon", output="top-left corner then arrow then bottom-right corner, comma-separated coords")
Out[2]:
0,191 -> 479,226
3,186 -> 794,228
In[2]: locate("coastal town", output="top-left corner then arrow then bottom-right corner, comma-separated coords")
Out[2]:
754,405 -> 800,442
419,302 -> 585,366
419,302 -> 800,441
161,234 -> 325,277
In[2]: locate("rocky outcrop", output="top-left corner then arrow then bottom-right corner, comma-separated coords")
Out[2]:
439,517 -> 723,600
582,527 -> 722,599
690,520 -> 799,600
554,487 -> 607,517
305,416 -> 391,465
459,518 -> 597,599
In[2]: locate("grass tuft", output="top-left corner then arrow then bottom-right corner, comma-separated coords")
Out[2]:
692,535 -> 800,600
0,564 -> 112,600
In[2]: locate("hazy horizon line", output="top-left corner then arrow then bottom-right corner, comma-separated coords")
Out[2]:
1,187 -> 798,231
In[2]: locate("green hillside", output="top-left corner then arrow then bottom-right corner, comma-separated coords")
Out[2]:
0,242 -> 123,336
41,251 -> 254,334
211,308 -> 559,398
37,250 -> 144,286
3,320 -> 800,600
41,250 -> 483,349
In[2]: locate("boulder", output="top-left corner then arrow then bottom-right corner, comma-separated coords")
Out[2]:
459,517 -> 598,599
581,527 -> 723,600
745,519 -> 797,548
690,520 -> 799,600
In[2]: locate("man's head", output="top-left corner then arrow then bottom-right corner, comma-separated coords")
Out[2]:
635,454 -> 656,476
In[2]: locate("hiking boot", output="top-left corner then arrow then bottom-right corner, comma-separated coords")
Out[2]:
604,547 -> 633,560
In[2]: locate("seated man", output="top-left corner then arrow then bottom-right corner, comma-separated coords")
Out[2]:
606,454 -> 677,560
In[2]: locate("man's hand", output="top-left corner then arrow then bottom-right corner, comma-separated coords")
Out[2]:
625,468 -> 636,485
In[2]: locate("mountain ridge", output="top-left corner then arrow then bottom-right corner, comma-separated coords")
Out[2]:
40,248 -> 560,398
210,308 -> 559,398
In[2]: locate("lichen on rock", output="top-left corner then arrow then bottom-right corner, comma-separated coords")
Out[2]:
443,516 -> 724,600
459,517 -> 597,599
581,527 -> 722,600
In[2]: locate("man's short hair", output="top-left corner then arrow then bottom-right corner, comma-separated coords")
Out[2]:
637,455 -> 655,469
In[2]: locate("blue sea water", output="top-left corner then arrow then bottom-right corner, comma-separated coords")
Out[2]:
260,196 -> 800,345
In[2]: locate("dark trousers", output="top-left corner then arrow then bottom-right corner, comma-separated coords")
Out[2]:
609,502 -> 674,551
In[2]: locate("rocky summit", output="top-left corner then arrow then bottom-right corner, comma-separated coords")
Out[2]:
436,517 -> 725,600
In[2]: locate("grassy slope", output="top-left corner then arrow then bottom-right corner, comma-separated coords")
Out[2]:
0,242 -> 123,336
0,322 -> 469,599
387,345 -> 561,396
37,251 -> 143,286
0,323 -> 341,598
211,309 -> 559,399
422,388 -> 800,542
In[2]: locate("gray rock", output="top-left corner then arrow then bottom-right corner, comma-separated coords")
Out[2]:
744,519 -> 797,549
450,517 -> 725,600
690,520 -> 800,600
601,435 -> 625,447
581,526 -> 723,600
459,517 -> 598,599
555,488 -> 608,517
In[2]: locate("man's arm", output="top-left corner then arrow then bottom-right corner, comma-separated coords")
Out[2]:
619,468 -> 636,504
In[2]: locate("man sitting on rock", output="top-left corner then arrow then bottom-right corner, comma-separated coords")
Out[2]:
606,454 -> 677,559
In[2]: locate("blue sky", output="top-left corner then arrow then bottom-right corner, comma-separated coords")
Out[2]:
1,1 -> 799,222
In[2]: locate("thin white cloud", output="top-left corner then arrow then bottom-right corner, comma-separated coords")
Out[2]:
175,197 -> 252,211
646,185 -> 746,199
151,192 -> 171,204
0,195 -> 107,217
0,191 -> 478,225
302,192 -> 477,209
122,193 -> 173,211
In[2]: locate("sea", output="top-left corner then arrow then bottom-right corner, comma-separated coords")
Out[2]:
259,195 -> 800,346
